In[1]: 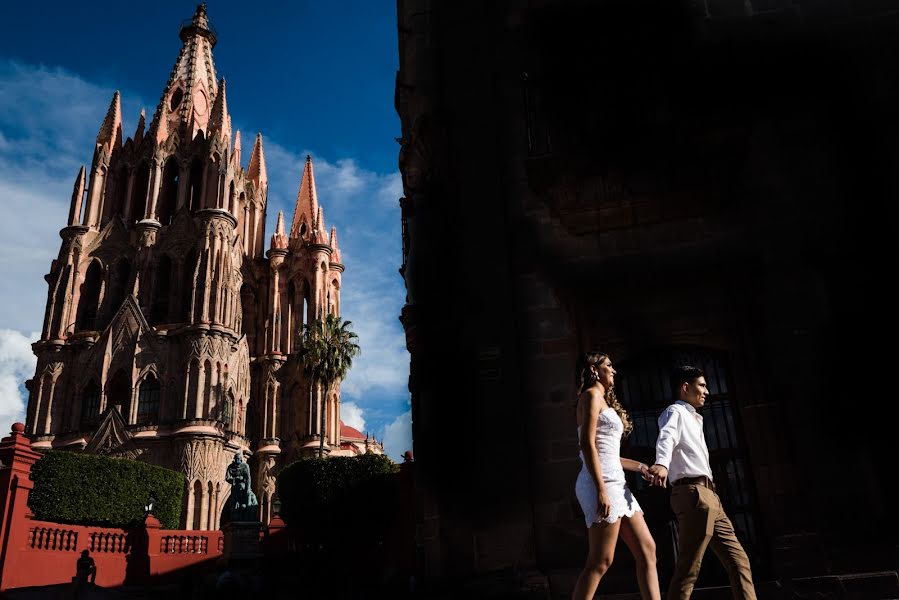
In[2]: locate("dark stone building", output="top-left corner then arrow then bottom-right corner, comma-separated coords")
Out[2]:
395,0 -> 898,596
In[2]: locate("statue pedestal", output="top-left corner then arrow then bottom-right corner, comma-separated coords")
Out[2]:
222,521 -> 262,562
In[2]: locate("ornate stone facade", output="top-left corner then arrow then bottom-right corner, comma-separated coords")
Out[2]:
23,5 -> 357,529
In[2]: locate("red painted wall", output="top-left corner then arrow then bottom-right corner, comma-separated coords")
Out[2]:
0,423 -> 224,591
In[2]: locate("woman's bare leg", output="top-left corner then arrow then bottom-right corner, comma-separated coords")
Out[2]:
619,512 -> 661,600
572,519 -> 621,600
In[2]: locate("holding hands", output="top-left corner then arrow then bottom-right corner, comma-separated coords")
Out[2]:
647,464 -> 668,488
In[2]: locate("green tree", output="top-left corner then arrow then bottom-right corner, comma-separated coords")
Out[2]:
299,313 -> 361,456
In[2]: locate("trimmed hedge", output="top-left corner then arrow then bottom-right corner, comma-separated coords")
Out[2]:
276,453 -> 399,546
29,451 -> 184,529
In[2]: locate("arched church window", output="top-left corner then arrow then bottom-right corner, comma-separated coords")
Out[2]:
80,381 -> 100,429
221,390 -> 235,429
151,255 -> 172,324
76,260 -> 103,332
105,165 -> 128,223
137,374 -> 160,425
106,370 -> 132,422
205,154 -> 221,209
100,258 -> 130,329
181,249 -> 197,322
187,157 -> 204,212
616,347 -> 764,579
130,162 -> 150,223
50,266 -> 70,337
157,158 -> 179,225
170,88 -> 184,112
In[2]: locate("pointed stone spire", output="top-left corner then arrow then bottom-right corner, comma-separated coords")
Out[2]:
330,226 -> 342,264
150,4 -> 219,141
208,77 -> 230,142
233,130 -> 242,167
290,155 -> 319,238
68,166 -> 86,226
96,91 -> 123,153
133,109 -> 146,145
270,210 -> 288,250
247,133 -> 267,189
314,206 -> 328,244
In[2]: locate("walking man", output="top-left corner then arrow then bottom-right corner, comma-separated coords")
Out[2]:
647,366 -> 756,599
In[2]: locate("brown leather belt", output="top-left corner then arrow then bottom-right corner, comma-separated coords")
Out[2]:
673,475 -> 716,492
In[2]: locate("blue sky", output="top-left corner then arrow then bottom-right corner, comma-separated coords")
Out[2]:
0,1 -> 412,459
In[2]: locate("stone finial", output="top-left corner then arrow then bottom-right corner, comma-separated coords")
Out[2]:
270,210 -> 288,250
233,129 -> 242,167
330,226 -> 342,264
209,77 -> 230,141
133,109 -> 146,145
68,166 -> 86,226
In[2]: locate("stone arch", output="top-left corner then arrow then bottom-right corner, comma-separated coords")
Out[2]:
194,249 -> 209,322
101,258 -> 130,328
181,248 -> 197,322
227,180 -> 236,215
205,153 -> 222,209
76,260 -> 104,332
130,162 -> 150,222
80,380 -> 101,430
192,479 -> 204,530
206,480 -> 215,530
105,369 -> 132,422
185,359 -> 201,419
151,254 -> 173,324
187,157 -> 204,212
157,157 -> 179,225
137,373 -> 161,425
202,359 -> 213,418
105,164 -> 129,223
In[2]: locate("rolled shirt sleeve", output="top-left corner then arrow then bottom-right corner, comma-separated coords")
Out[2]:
654,406 -> 681,469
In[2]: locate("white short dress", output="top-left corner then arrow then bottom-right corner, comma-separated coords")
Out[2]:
575,407 -> 643,527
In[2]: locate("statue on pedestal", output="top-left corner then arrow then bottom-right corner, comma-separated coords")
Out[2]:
225,452 -> 259,522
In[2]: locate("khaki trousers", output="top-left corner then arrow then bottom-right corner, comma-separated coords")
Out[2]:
668,484 -> 756,600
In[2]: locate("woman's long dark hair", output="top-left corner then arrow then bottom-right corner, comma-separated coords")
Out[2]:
576,351 -> 633,437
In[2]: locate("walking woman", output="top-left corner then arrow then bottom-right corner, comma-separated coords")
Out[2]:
572,351 -> 661,600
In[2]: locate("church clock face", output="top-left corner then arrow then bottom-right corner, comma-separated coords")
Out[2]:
193,89 -> 208,115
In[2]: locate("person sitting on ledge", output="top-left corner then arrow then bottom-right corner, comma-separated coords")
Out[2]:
75,549 -> 96,584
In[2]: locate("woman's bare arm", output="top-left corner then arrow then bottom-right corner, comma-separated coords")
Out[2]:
620,457 -> 651,480
578,389 -> 606,493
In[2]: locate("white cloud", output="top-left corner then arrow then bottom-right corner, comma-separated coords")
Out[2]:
0,60 -> 146,332
382,410 -> 413,463
258,137 -> 409,402
340,401 -> 366,432
0,329 -> 38,426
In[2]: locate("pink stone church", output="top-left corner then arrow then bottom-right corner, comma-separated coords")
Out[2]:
23,4 -> 382,530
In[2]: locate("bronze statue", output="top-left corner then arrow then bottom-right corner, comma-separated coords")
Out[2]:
225,452 -> 258,521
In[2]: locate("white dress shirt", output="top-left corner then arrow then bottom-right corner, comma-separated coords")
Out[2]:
654,400 -> 713,484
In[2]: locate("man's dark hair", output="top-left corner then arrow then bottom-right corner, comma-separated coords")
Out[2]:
670,365 -> 704,399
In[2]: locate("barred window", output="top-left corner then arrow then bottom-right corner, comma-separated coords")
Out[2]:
137,375 -> 160,425
80,381 -> 100,428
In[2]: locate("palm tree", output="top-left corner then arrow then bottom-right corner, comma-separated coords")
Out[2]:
299,313 -> 361,456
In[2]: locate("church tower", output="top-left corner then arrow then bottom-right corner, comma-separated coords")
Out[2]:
24,4 -> 351,529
